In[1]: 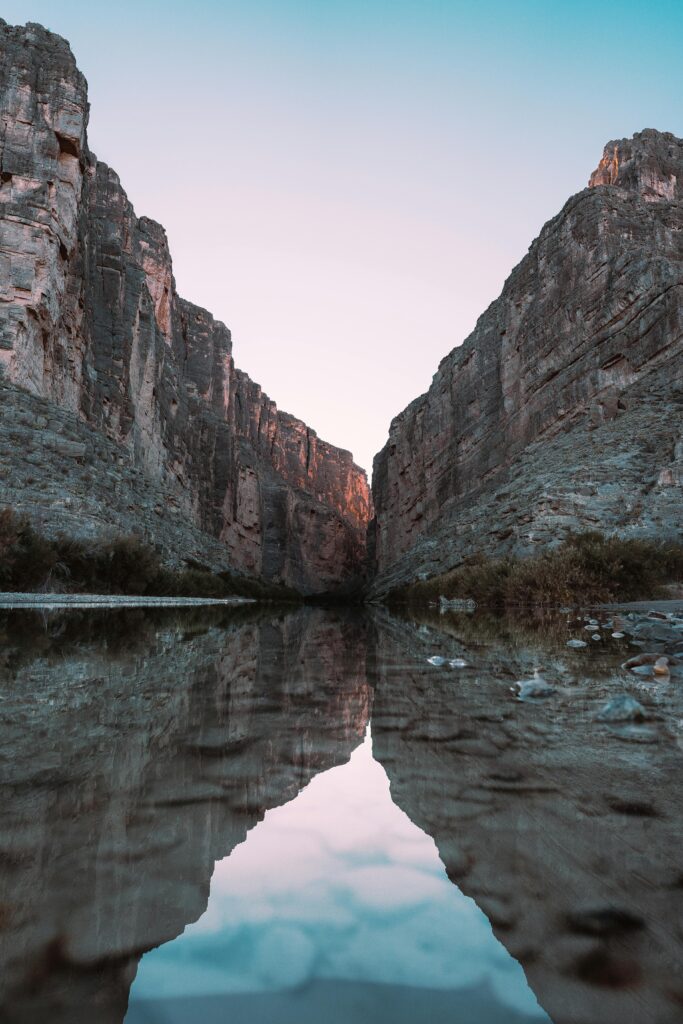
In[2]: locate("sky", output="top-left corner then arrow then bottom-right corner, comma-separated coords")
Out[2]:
3,0 -> 682,474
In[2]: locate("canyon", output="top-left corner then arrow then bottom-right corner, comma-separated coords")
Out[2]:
1,19 -> 682,599
370,129 -> 683,595
2,18 -> 683,1024
0,21 -> 371,596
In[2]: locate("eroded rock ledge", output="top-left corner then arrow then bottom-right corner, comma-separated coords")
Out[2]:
370,129 -> 683,596
0,21 -> 371,594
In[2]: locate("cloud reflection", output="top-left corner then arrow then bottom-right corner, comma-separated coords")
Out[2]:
129,729 -> 548,1019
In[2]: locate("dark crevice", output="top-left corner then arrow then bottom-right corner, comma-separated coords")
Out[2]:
55,132 -> 79,158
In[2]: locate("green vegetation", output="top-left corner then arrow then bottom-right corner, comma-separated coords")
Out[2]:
0,509 -> 299,600
388,531 -> 683,609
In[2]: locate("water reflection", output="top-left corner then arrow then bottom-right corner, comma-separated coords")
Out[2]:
127,729 -> 547,1023
0,604 -> 681,1023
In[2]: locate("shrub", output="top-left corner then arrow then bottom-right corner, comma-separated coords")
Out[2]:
0,508 -> 301,601
390,531 -> 683,609
0,509 -> 57,590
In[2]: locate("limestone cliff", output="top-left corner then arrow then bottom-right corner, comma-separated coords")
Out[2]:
0,21 -> 371,594
370,129 -> 683,595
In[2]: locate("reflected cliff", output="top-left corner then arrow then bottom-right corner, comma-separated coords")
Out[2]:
370,606 -> 683,1024
0,604 -> 681,1023
0,605 -> 370,1023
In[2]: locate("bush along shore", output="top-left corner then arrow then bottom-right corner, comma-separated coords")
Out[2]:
0,509 -> 299,601
387,532 -> 683,609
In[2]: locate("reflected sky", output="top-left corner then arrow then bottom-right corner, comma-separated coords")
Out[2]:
127,729 -> 548,1020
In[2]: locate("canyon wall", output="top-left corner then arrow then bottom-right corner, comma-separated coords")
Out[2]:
371,129 -> 683,594
0,21 -> 371,594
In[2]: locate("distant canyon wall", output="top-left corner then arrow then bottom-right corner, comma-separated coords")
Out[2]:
370,129 -> 683,594
0,21 -> 371,594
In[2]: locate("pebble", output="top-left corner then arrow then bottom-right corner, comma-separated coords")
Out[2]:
427,656 -> 447,667
611,632 -> 625,639
449,658 -> 468,669
591,634 -> 601,641
514,677 -> 556,701
630,664 -> 655,677
567,639 -> 588,649
596,695 -> 648,723
621,651 -> 677,680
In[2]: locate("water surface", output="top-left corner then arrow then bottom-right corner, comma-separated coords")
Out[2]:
0,604 -> 681,1024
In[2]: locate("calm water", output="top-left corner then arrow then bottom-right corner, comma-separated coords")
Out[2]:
0,604 -> 681,1024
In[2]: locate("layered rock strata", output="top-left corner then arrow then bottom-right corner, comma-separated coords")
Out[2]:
0,21 -> 371,594
370,129 -> 683,595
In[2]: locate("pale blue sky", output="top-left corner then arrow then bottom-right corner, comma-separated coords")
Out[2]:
3,1 -> 681,473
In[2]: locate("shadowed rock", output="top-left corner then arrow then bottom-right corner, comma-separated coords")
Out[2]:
0,21 -> 371,594
370,129 -> 683,595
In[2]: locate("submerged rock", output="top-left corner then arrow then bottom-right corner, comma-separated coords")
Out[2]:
610,725 -> 660,744
622,652 -> 679,679
596,695 -> 648,723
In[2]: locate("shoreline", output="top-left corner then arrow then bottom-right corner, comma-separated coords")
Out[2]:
0,593 -> 255,609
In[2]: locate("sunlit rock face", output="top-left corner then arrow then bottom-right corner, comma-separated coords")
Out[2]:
369,609 -> 683,1024
0,21 -> 371,594
370,128 -> 683,594
0,606 -> 370,1022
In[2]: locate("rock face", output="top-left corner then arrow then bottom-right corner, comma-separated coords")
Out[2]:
370,129 -> 683,594
0,21 -> 371,594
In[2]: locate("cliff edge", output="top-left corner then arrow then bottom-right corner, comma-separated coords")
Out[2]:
370,129 -> 683,595
0,21 -> 371,594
